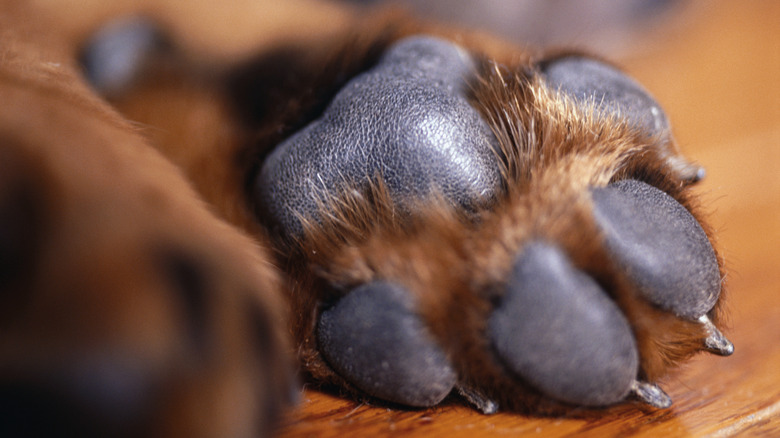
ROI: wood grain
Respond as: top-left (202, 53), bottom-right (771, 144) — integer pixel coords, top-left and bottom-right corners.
top-left (276, 1), bottom-right (780, 436)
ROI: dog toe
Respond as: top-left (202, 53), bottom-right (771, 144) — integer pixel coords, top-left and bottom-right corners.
top-left (591, 179), bottom-right (721, 319)
top-left (488, 242), bottom-right (638, 406)
top-left (318, 281), bottom-right (456, 407)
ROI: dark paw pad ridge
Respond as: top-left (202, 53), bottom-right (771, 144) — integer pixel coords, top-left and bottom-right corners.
top-left (317, 281), bottom-right (456, 407)
top-left (591, 179), bottom-right (720, 319)
top-left (488, 242), bottom-right (638, 406)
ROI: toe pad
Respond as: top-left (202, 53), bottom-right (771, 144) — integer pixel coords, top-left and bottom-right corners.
top-left (489, 242), bottom-right (638, 406)
top-left (317, 281), bottom-right (456, 406)
top-left (591, 179), bottom-right (720, 319)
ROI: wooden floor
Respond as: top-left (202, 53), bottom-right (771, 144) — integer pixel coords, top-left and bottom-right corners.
top-left (276, 1), bottom-right (780, 436)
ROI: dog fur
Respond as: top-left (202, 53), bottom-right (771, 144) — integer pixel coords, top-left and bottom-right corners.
top-left (0, 1), bottom-right (728, 436)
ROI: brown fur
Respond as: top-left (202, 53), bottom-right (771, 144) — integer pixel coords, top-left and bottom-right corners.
top-left (0, 0), bottom-right (728, 434)
top-left (1, 3), bottom-right (294, 436)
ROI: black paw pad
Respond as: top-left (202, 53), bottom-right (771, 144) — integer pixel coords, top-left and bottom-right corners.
top-left (80, 17), bottom-right (167, 97)
top-left (541, 56), bottom-right (669, 138)
top-left (317, 281), bottom-right (456, 406)
top-left (488, 242), bottom-right (638, 406)
top-left (591, 179), bottom-right (720, 319)
top-left (257, 36), bottom-right (500, 235)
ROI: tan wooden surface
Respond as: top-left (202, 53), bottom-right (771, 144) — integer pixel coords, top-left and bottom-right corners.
top-left (276, 1), bottom-right (780, 436)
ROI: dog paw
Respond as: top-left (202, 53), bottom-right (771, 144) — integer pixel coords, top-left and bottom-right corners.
top-left (0, 68), bottom-right (294, 436)
top-left (255, 35), bottom-right (731, 412)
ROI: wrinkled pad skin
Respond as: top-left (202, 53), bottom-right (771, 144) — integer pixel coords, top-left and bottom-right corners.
top-left (542, 56), bottom-right (669, 137)
top-left (591, 179), bottom-right (721, 319)
top-left (488, 242), bottom-right (638, 406)
top-left (317, 281), bottom-right (456, 407)
top-left (257, 36), bottom-right (501, 235)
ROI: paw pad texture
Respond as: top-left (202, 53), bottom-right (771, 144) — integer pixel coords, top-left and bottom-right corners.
top-left (488, 242), bottom-right (638, 406)
top-left (317, 281), bottom-right (456, 407)
top-left (257, 36), bottom-right (500, 234)
top-left (591, 180), bottom-right (720, 319)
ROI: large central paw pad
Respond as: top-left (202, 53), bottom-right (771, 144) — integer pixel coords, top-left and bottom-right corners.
top-left (256, 36), bottom-right (731, 412)
top-left (257, 37), bottom-right (501, 234)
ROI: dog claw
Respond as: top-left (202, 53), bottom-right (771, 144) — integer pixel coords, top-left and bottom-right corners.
top-left (456, 384), bottom-right (499, 415)
top-left (699, 315), bottom-right (734, 356)
top-left (630, 381), bottom-right (672, 409)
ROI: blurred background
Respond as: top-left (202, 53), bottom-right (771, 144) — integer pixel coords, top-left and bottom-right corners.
top-left (344, 0), bottom-right (688, 56)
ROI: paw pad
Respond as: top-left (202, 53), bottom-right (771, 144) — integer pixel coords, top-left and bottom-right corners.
top-left (80, 17), bottom-right (167, 97)
top-left (541, 56), bottom-right (669, 138)
top-left (488, 242), bottom-right (638, 406)
top-left (317, 281), bottom-right (456, 406)
top-left (591, 179), bottom-right (721, 319)
top-left (257, 36), bottom-right (501, 235)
